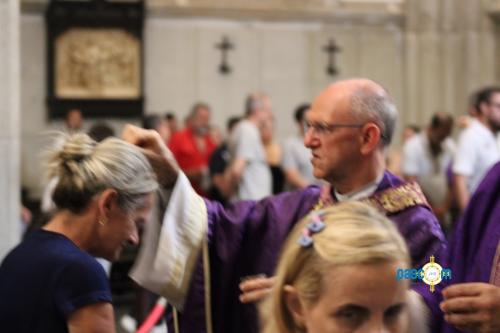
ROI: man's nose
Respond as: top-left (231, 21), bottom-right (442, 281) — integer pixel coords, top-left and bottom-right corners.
top-left (304, 129), bottom-right (318, 148)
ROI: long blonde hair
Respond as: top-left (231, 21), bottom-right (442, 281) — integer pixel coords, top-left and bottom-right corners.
top-left (262, 201), bottom-right (410, 333)
top-left (44, 133), bottom-right (158, 213)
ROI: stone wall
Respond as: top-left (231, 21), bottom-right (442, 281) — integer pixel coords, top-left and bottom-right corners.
top-left (0, 0), bottom-right (21, 259)
top-left (20, 4), bottom-right (405, 198)
top-left (405, 0), bottom-right (498, 125)
top-left (17, 0), bottom-right (500, 198)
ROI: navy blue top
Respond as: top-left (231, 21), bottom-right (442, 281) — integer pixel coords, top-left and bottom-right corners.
top-left (0, 229), bottom-right (112, 333)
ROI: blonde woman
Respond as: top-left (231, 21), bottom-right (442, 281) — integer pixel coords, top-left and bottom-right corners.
top-left (262, 201), bottom-right (428, 333)
top-left (0, 133), bottom-right (158, 333)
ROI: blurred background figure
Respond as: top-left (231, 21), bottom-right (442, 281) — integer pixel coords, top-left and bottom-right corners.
top-left (455, 92), bottom-right (478, 131)
top-left (466, 90), bottom-right (479, 118)
top-left (143, 114), bottom-right (171, 144)
top-left (387, 124), bottom-right (421, 177)
top-left (210, 125), bottom-right (223, 147)
top-left (87, 122), bottom-right (115, 143)
top-left (226, 92), bottom-right (273, 200)
top-left (208, 116), bottom-right (241, 206)
top-left (282, 103), bottom-right (319, 189)
top-left (453, 87), bottom-right (500, 214)
top-left (402, 124), bottom-right (420, 143)
top-left (164, 112), bottom-right (178, 138)
top-left (64, 108), bottom-right (84, 134)
top-left (19, 203), bottom-right (32, 237)
top-left (402, 112), bottom-right (455, 226)
top-left (168, 102), bottom-right (216, 195)
top-left (260, 113), bottom-right (284, 194)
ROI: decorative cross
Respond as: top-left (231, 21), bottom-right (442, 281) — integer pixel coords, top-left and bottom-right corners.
top-left (215, 36), bottom-right (234, 74)
top-left (323, 38), bottom-right (341, 76)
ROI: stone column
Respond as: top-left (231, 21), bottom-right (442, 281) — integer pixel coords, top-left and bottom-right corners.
top-left (404, 0), bottom-right (496, 126)
top-left (0, 0), bottom-right (21, 259)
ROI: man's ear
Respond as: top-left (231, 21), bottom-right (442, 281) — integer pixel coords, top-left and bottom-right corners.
top-left (360, 123), bottom-right (381, 155)
top-left (97, 189), bottom-right (119, 218)
top-left (283, 285), bottom-right (306, 329)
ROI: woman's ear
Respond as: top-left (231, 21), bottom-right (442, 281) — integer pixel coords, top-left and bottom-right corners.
top-left (283, 285), bottom-right (306, 329)
top-left (360, 122), bottom-right (382, 155)
top-left (97, 189), bottom-right (118, 218)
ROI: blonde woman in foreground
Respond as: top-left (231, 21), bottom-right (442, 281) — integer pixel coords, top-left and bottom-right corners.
top-left (261, 201), bottom-right (429, 333)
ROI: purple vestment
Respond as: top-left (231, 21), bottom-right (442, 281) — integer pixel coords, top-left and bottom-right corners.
top-left (437, 161), bottom-right (500, 333)
top-left (171, 171), bottom-right (447, 333)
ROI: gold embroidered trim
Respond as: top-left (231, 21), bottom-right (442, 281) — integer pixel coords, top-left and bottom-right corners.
top-left (203, 231), bottom-right (214, 333)
top-left (313, 181), bottom-right (430, 215)
top-left (366, 182), bottom-right (430, 215)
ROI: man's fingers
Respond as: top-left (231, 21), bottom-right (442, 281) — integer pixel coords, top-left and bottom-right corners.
top-left (122, 124), bottom-right (179, 187)
top-left (442, 283), bottom-right (485, 299)
top-left (444, 311), bottom-right (482, 328)
top-left (238, 276), bottom-right (275, 304)
top-left (440, 296), bottom-right (480, 314)
top-left (122, 124), bottom-right (144, 145)
top-left (122, 124), bottom-right (163, 154)
top-left (239, 277), bottom-right (275, 293)
top-left (239, 288), bottom-right (272, 304)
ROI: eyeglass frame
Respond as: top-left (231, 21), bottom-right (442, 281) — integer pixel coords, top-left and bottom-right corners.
top-left (303, 121), bottom-right (364, 136)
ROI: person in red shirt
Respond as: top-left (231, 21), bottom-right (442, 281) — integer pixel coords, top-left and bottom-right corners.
top-left (168, 103), bottom-right (216, 195)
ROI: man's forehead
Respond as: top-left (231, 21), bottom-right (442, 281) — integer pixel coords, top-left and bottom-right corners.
top-left (308, 91), bottom-right (350, 120)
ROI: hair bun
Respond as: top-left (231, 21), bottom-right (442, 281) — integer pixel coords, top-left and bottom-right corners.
top-left (58, 133), bottom-right (96, 163)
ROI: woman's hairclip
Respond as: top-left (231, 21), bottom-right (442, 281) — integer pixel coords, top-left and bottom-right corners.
top-left (297, 212), bottom-right (326, 248)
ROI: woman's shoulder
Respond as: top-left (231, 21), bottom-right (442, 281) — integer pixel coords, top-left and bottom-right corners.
top-left (17, 229), bottom-right (103, 275)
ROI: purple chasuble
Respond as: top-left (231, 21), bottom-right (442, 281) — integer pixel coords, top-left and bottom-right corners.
top-left (171, 171), bottom-right (447, 333)
top-left (437, 162), bottom-right (500, 333)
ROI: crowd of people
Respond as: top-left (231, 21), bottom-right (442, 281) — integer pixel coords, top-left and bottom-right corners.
top-left (388, 86), bottom-right (500, 233)
top-left (1, 78), bottom-right (500, 333)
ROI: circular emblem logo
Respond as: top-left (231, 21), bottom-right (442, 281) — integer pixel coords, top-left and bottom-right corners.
top-left (421, 256), bottom-right (442, 292)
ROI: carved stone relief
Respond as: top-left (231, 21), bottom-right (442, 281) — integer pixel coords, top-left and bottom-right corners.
top-left (55, 28), bottom-right (140, 99)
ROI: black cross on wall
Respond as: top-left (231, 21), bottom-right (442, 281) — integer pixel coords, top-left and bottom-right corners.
top-left (323, 39), bottom-right (341, 76)
top-left (215, 36), bottom-right (234, 74)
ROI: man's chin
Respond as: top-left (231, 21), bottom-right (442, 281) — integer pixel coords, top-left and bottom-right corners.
top-left (312, 169), bottom-right (324, 179)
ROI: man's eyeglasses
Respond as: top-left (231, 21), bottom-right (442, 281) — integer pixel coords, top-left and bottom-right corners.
top-left (303, 121), bottom-right (363, 136)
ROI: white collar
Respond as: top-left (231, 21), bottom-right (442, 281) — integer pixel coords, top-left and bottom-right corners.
top-left (334, 173), bottom-right (384, 202)
top-left (471, 118), bottom-right (496, 139)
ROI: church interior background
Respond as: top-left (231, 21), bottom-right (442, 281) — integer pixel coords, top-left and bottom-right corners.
top-left (1, 0), bottom-right (500, 329)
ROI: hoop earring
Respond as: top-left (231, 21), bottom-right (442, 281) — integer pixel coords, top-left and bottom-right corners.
top-left (98, 217), bottom-right (108, 226)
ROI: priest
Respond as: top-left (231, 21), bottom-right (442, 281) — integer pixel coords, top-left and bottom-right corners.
top-left (439, 161), bottom-right (500, 333)
top-left (124, 78), bottom-right (447, 333)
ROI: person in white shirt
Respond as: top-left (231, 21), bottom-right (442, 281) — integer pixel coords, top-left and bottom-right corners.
top-left (282, 104), bottom-right (320, 189)
top-left (453, 87), bottom-right (500, 213)
top-left (402, 112), bottom-right (455, 222)
top-left (226, 93), bottom-right (273, 200)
